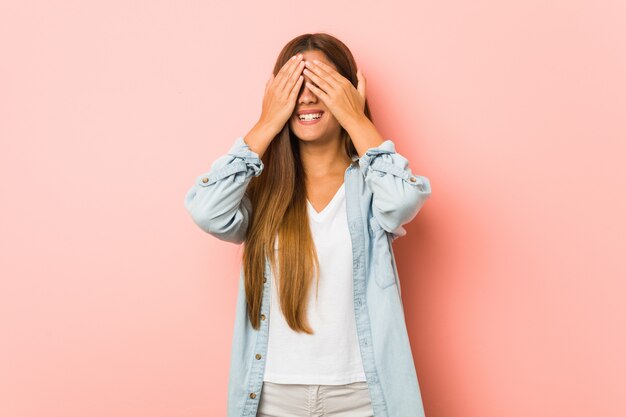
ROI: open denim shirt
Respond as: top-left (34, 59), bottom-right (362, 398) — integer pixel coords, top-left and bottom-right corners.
top-left (184, 136), bottom-right (432, 416)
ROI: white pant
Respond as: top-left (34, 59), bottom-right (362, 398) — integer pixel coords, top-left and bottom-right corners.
top-left (256, 380), bottom-right (374, 417)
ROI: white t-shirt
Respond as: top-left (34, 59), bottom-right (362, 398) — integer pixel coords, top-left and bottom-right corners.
top-left (262, 183), bottom-right (367, 385)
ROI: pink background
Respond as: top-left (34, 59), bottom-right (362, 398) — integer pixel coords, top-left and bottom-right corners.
top-left (1, 1), bottom-right (625, 416)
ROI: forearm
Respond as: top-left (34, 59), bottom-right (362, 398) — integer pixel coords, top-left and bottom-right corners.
top-left (343, 115), bottom-right (385, 158)
top-left (244, 120), bottom-right (279, 159)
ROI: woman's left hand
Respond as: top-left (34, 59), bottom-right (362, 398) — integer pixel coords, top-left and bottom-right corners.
top-left (302, 60), bottom-right (367, 130)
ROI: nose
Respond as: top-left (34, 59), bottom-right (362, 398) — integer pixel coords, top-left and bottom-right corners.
top-left (298, 73), bottom-right (318, 104)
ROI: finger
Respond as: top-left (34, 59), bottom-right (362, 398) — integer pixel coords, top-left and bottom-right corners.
top-left (289, 75), bottom-right (304, 101)
top-left (356, 69), bottom-right (366, 100)
top-left (303, 67), bottom-right (333, 95)
top-left (305, 80), bottom-right (329, 104)
top-left (265, 72), bottom-right (274, 92)
top-left (280, 54), bottom-right (300, 74)
top-left (303, 62), bottom-right (337, 91)
top-left (287, 59), bottom-right (305, 89)
top-left (279, 57), bottom-right (303, 93)
top-left (273, 55), bottom-right (297, 91)
top-left (278, 54), bottom-right (303, 91)
top-left (309, 59), bottom-right (344, 85)
top-left (275, 55), bottom-right (297, 85)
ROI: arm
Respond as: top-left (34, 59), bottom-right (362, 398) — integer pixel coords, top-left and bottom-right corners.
top-left (183, 136), bottom-right (264, 244)
top-left (297, 58), bottom-right (431, 238)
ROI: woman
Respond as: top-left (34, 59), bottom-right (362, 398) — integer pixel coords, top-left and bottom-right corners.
top-left (184, 33), bottom-right (432, 417)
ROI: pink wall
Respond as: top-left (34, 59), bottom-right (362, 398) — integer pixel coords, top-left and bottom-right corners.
top-left (1, 1), bottom-right (624, 416)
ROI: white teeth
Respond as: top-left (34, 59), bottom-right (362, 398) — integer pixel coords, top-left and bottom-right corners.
top-left (298, 112), bottom-right (323, 121)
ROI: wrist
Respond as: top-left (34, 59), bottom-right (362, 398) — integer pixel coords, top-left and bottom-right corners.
top-left (244, 121), bottom-right (278, 159)
top-left (256, 118), bottom-right (281, 138)
top-left (344, 114), bottom-right (370, 136)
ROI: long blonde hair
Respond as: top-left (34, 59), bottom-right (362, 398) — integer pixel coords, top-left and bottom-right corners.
top-left (243, 33), bottom-right (374, 333)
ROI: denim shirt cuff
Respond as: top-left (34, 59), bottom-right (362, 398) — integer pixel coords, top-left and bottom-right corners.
top-left (358, 139), bottom-right (396, 173)
top-left (195, 136), bottom-right (264, 187)
top-left (358, 139), bottom-right (429, 192)
top-left (227, 136), bottom-right (264, 174)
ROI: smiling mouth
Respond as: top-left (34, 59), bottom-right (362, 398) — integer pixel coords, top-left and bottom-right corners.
top-left (295, 111), bottom-right (325, 125)
top-left (297, 112), bottom-right (324, 121)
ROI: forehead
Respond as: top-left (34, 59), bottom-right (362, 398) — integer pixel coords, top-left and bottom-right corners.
top-left (299, 50), bottom-right (337, 70)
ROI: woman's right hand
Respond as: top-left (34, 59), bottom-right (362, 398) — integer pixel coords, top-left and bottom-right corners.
top-left (258, 54), bottom-right (305, 135)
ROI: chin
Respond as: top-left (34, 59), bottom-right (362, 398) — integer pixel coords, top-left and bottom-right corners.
top-left (292, 130), bottom-right (327, 142)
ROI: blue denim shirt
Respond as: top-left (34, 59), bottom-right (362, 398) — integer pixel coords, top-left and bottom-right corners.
top-left (184, 136), bottom-right (432, 416)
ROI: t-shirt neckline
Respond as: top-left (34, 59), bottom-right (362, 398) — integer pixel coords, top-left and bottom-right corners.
top-left (306, 183), bottom-right (345, 221)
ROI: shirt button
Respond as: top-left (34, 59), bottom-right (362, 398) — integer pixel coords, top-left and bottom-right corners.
top-left (261, 314), bottom-right (266, 321)
top-left (409, 176), bottom-right (416, 182)
top-left (255, 354), bottom-right (262, 360)
top-left (263, 277), bottom-right (267, 283)
top-left (201, 177), bottom-right (209, 183)
top-left (249, 392), bottom-right (256, 399)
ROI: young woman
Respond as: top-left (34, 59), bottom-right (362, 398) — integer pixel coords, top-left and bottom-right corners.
top-left (184, 33), bottom-right (432, 417)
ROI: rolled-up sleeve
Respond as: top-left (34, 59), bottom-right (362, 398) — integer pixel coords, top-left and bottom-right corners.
top-left (183, 136), bottom-right (264, 244)
top-left (358, 139), bottom-right (431, 240)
